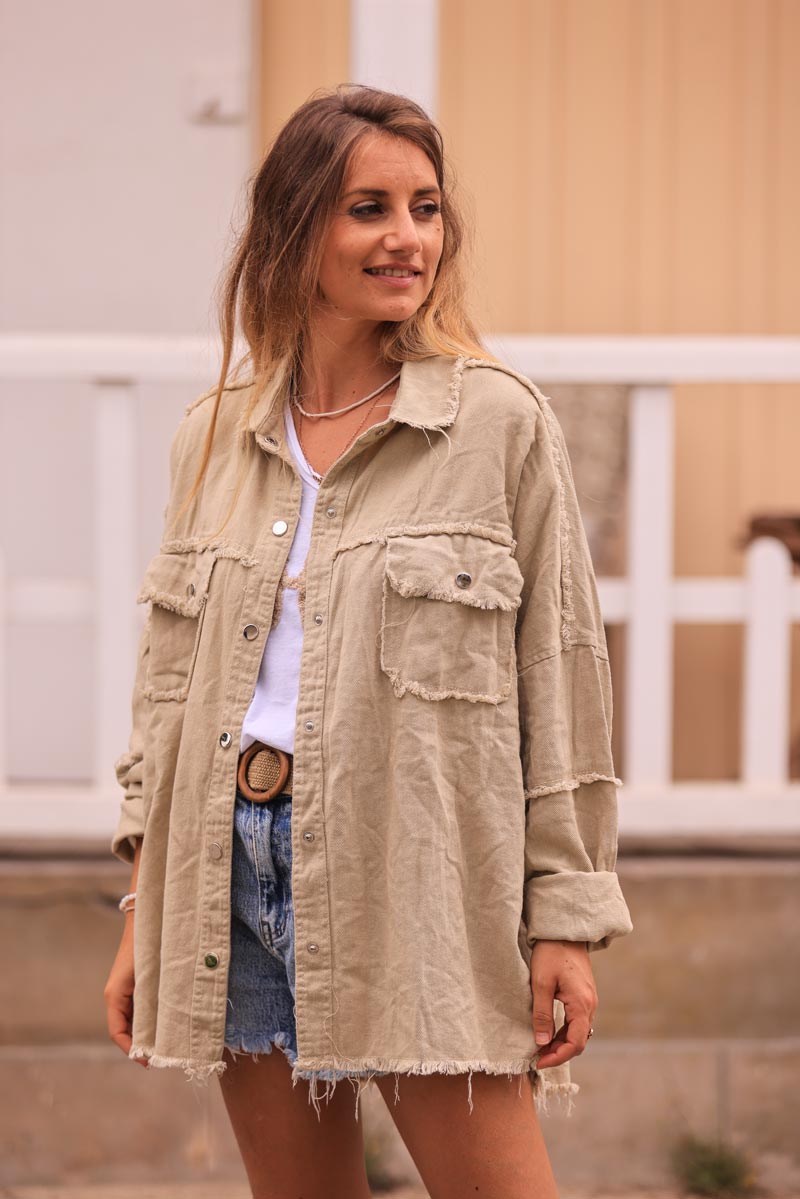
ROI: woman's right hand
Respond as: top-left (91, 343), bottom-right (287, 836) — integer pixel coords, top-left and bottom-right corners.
top-left (104, 837), bottom-right (148, 1067)
top-left (104, 916), bottom-right (148, 1067)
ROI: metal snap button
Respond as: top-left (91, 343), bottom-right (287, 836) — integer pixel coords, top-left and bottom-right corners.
top-left (455, 572), bottom-right (473, 589)
top-left (325, 507), bottom-right (336, 518)
top-left (313, 613), bottom-right (323, 624)
top-left (219, 732), bottom-right (232, 748)
top-left (304, 720), bottom-right (314, 731)
top-left (303, 830), bottom-right (315, 842)
top-left (208, 842), bottom-right (223, 860)
top-left (272, 519), bottom-right (288, 535)
top-left (204, 953), bottom-right (219, 969)
top-left (307, 943), bottom-right (319, 954)
top-left (243, 624), bottom-right (259, 639)
top-left (186, 582), bottom-right (196, 597)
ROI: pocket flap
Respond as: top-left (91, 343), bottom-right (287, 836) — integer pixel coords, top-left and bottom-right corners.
top-left (136, 550), bottom-right (217, 618)
top-left (385, 533), bottom-right (523, 611)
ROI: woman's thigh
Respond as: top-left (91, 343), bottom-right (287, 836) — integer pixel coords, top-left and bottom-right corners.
top-left (374, 1070), bottom-right (560, 1199)
top-left (218, 1047), bottom-right (372, 1199)
top-left (220, 791), bottom-right (373, 1198)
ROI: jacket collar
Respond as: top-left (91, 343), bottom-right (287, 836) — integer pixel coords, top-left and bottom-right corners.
top-left (238, 353), bottom-right (463, 447)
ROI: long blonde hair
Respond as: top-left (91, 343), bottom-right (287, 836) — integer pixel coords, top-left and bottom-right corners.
top-left (176, 83), bottom-right (499, 532)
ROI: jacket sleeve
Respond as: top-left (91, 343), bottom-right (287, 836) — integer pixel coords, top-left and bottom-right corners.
top-left (110, 406), bottom-right (191, 865)
top-left (512, 388), bottom-right (633, 952)
top-left (111, 610), bottom-right (152, 864)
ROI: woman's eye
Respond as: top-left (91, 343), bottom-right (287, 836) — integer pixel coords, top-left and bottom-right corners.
top-left (350, 202), bottom-right (441, 218)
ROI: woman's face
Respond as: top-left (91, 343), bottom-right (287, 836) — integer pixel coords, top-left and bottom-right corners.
top-left (315, 132), bottom-right (445, 326)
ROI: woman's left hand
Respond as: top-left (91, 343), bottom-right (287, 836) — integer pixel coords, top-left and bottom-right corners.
top-left (529, 938), bottom-right (597, 1069)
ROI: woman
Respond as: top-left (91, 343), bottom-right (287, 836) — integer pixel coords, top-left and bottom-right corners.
top-left (104, 84), bottom-right (633, 1199)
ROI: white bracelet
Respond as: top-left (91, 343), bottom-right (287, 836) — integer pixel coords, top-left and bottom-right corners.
top-left (119, 891), bottom-right (137, 913)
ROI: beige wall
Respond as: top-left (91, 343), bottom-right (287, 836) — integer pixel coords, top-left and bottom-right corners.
top-left (258, 0), bottom-right (350, 149)
top-left (258, 0), bottom-right (800, 781)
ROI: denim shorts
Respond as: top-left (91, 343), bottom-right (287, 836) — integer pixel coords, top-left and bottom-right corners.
top-left (224, 785), bottom-right (389, 1100)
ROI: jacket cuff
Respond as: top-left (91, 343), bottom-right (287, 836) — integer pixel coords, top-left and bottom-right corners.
top-left (523, 870), bottom-right (633, 950)
top-left (111, 750), bottom-right (145, 864)
top-left (111, 796), bottom-right (145, 864)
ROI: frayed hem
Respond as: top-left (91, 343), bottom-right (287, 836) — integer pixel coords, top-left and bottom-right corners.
top-left (128, 1045), bottom-right (227, 1084)
top-left (524, 772), bottom-right (623, 799)
top-left (289, 1056), bottom-right (578, 1123)
top-left (531, 1071), bottom-right (581, 1118)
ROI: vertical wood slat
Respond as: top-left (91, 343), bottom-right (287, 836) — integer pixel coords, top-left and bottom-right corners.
top-left (92, 383), bottom-right (139, 794)
top-left (742, 536), bottom-right (793, 784)
top-left (625, 384), bottom-right (674, 786)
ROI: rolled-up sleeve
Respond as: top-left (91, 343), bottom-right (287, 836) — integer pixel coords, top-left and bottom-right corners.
top-left (512, 391), bottom-right (633, 952)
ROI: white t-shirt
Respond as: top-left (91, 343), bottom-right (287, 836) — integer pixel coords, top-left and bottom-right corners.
top-left (239, 402), bottom-right (320, 755)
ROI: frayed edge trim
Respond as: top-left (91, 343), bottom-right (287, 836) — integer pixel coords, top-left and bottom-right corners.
top-left (524, 773), bottom-right (624, 798)
top-left (128, 1045), bottom-right (227, 1084)
top-left (539, 400), bottom-right (577, 649)
top-left (392, 354), bottom-right (463, 442)
top-left (289, 1056), bottom-right (580, 1122)
top-left (160, 536), bottom-right (258, 566)
top-left (531, 1073), bottom-right (581, 1118)
top-left (336, 521), bottom-right (518, 559)
top-left (383, 668), bottom-right (513, 705)
top-left (141, 682), bottom-right (188, 703)
top-left (385, 569), bottom-right (522, 612)
top-left (136, 587), bottom-right (207, 618)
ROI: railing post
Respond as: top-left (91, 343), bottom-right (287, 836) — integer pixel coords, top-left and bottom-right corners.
top-left (350, 0), bottom-right (439, 117)
top-left (0, 548), bottom-right (5, 790)
top-left (742, 536), bottom-right (793, 785)
top-left (625, 384), bottom-right (675, 786)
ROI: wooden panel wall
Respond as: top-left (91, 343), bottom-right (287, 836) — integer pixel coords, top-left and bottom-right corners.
top-left (437, 0), bottom-right (800, 781)
top-left (256, 0), bottom-right (800, 781)
top-left (257, 0), bottom-right (350, 150)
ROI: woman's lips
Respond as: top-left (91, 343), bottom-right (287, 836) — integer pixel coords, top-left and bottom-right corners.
top-left (363, 270), bottom-right (420, 289)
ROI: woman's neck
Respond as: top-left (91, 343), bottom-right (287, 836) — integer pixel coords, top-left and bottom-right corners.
top-left (297, 319), bottom-right (396, 415)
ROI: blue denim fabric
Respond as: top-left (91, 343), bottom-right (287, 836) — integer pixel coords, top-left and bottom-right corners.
top-left (225, 786), bottom-right (388, 1085)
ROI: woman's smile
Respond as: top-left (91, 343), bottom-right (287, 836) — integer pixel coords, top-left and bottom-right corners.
top-left (363, 267), bottom-right (421, 288)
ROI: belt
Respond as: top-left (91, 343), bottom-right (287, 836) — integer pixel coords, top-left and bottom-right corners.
top-left (237, 740), bottom-right (293, 802)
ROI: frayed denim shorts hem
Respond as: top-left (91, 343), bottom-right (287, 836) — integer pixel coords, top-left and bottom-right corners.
top-left (224, 786), bottom-right (388, 1113)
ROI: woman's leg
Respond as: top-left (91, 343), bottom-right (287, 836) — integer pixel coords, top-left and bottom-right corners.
top-left (218, 1046), bottom-right (373, 1199)
top-left (374, 1070), bottom-right (560, 1199)
top-left (219, 791), bottom-right (372, 1196)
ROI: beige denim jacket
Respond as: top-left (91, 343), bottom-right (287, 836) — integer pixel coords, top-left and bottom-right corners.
top-left (112, 352), bottom-right (633, 1117)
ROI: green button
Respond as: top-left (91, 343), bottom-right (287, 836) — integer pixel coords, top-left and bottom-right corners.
top-left (204, 953), bottom-right (219, 969)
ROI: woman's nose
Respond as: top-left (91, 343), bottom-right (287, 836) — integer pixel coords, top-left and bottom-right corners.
top-left (383, 211), bottom-right (422, 253)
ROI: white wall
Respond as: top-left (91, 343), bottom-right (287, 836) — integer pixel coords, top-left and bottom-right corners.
top-left (0, 0), bottom-right (256, 335)
top-left (0, 1), bottom-right (256, 793)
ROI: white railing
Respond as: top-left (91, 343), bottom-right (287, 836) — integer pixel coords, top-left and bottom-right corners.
top-left (490, 334), bottom-right (800, 837)
top-left (1, 332), bottom-right (799, 842)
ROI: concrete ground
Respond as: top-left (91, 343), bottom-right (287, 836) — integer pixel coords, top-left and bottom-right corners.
top-left (0, 1190), bottom-right (726, 1199)
top-left (0, 1187), bottom-right (726, 1198)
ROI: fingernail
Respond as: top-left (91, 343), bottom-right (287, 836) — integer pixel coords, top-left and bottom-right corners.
top-left (535, 1032), bottom-right (550, 1044)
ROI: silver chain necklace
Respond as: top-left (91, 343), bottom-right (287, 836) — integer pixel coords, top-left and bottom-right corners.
top-left (290, 369), bottom-right (401, 419)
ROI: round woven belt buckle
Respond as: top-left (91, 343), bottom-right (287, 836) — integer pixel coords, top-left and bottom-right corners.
top-left (237, 741), bottom-right (290, 802)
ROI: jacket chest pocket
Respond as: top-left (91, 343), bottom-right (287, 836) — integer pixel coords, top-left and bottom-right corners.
top-left (136, 549), bottom-right (218, 702)
top-left (379, 532), bottom-right (524, 703)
